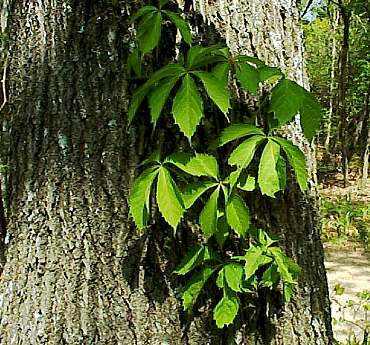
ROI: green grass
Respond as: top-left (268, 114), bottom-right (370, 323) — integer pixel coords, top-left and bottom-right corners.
top-left (320, 197), bottom-right (370, 249)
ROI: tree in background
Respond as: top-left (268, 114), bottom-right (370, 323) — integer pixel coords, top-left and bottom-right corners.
top-left (304, 0), bottom-right (369, 187)
top-left (0, 0), bottom-right (332, 344)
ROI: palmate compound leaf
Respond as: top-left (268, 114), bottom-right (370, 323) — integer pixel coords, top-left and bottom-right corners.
top-left (192, 71), bottom-right (231, 116)
top-left (181, 181), bottom-right (218, 209)
top-left (182, 266), bottom-right (217, 311)
top-left (200, 186), bottom-right (220, 238)
top-left (224, 263), bottom-right (244, 292)
top-left (129, 166), bottom-right (159, 230)
top-left (156, 166), bottom-right (185, 230)
top-left (269, 79), bottom-right (322, 139)
top-left (128, 64), bottom-right (185, 124)
top-left (147, 76), bottom-right (178, 126)
top-left (225, 193), bottom-right (250, 237)
top-left (214, 123), bottom-right (265, 148)
top-left (137, 11), bottom-right (163, 54)
top-left (213, 289), bottom-right (240, 328)
top-left (163, 10), bottom-right (192, 45)
top-left (228, 135), bottom-right (266, 168)
top-left (272, 137), bottom-right (308, 193)
top-left (258, 139), bottom-right (281, 197)
top-left (172, 74), bottom-right (204, 140)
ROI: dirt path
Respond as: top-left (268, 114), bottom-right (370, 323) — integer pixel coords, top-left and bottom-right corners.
top-left (325, 245), bottom-right (370, 343)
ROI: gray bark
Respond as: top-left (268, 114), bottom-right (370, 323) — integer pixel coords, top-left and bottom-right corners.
top-left (0, 0), bottom-right (333, 344)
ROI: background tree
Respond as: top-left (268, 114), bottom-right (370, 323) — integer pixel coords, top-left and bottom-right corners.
top-left (0, 0), bottom-right (332, 344)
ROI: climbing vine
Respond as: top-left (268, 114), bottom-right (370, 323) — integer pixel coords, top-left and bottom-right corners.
top-left (127, 1), bottom-right (322, 329)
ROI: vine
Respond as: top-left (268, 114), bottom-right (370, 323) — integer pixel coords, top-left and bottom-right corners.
top-left (127, 1), bottom-right (322, 329)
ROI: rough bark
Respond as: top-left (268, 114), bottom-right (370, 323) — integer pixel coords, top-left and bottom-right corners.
top-left (0, 0), bottom-right (333, 344)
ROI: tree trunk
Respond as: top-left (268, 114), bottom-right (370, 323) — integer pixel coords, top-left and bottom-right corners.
top-left (337, 3), bottom-right (351, 186)
top-left (0, 1), bottom-right (333, 344)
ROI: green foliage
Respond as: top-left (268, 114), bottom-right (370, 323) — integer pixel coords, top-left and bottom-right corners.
top-left (127, 2), bottom-right (323, 329)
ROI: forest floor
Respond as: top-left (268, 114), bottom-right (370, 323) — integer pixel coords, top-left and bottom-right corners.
top-left (319, 165), bottom-right (370, 344)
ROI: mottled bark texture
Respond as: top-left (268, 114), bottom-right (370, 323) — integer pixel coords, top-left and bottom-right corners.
top-left (0, 0), bottom-right (333, 344)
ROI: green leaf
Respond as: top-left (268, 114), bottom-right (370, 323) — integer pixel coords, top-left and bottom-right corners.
top-left (159, 0), bottom-right (170, 8)
top-left (212, 62), bottom-right (230, 87)
top-left (175, 245), bottom-right (204, 275)
top-left (137, 11), bottom-right (162, 54)
top-left (269, 79), bottom-right (303, 126)
top-left (272, 137), bottom-right (308, 192)
top-left (129, 166), bottom-right (159, 230)
top-left (276, 155), bottom-right (287, 191)
top-left (200, 187), bottom-right (220, 238)
top-left (258, 139), bottom-right (281, 197)
top-left (186, 44), bottom-right (226, 69)
top-left (224, 263), bottom-right (244, 292)
top-left (261, 264), bottom-right (280, 288)
top-left (128, 64), bottom-right (185, 124)
top-left (300, 92), bottom-right (322, 140)
top-left (228, 168), bottom-right (243, 191)
top-left (193, 71), bottom-right (230, 115)
top-left (214, 123), bottom-right (265, 148)
top-left (172, 74), bottom-right (204, 140)
top-left (226, 193), bottom-right (250, 237)
top-left (140, 150), bottom-right (161, 167)
top-left (258, 66), bottom-right (283, 82)
top-left (184, 153), bottom-right (219, 179)
top-left (127, 48), bottom-right (143, 77)
top-left (228, 135), bottom-right (265, 168)
top-left (235, 62), bottom-right (260, 95)
top-left (267, 247), bottom-right (294, 284)
top-left (182, 181), bottom-right (217, 209)
top-left (243, 246), bottom-right (273, 279)
top-left (156, 167), bottom-right (184, 230)
top-left (182, 266), bottom-right (216, 311)
top-left (131, 5), bottom-right (158, 22)
top-left (216, 268), bottom-right (225, 289)
top-left (148, 77), bottom-right (178, 125)
top-left (237, 175), bottom-right (256, 192)
top-left (283, 284), bottom-right (294, 303)
top-left (127, 83), bottom-right (152, 125)
top-left (215, 215), bottom-right (229, 247)
top-left (163, 10), bottom-right (192, 45)
top-left (213, 290), bottom-right (240, 328)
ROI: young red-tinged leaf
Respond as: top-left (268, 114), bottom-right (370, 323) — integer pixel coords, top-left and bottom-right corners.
top-left (156, 167), bottom-right (184, 230)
